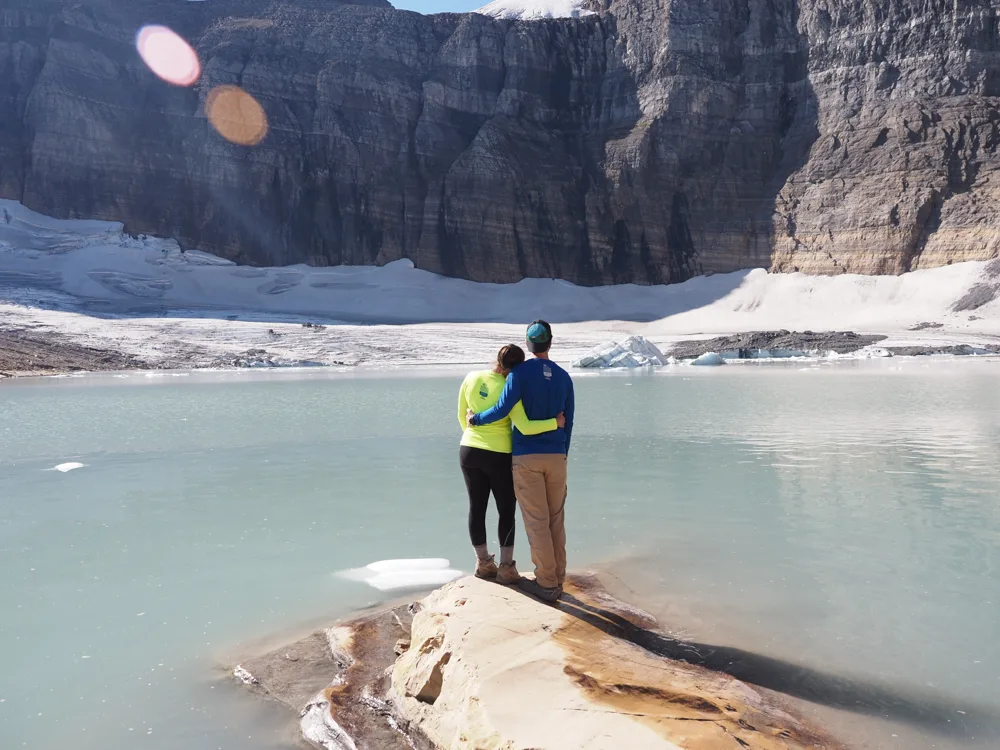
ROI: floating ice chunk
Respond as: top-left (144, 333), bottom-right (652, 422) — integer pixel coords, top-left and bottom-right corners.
top-left (52, 462), bottom-right (86, 472)
top-left (232, 665), bottom-right (258, 685)
top-left (366, 569), bottom-right (463, 591)
top-left (336, 558), bottom-right (462, 591)
top-left (691, 352), bottom-right (725, 366)
top-left (573, 335), bottom-right (666, 368)
top-left (366, 558), bottom-right (450, 573)
top-left (865, 347), bottom-right (894, 358)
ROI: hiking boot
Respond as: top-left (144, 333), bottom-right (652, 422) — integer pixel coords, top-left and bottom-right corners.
top-left (496, 561), bottom-right (521, 585)
top-left (475, 554), bottom-right (498, 580)
top-left (517, 577), bottom-right (562, 602)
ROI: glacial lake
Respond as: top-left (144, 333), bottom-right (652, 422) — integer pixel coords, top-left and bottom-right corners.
top-left (1, 360), bottom-right (999, 749)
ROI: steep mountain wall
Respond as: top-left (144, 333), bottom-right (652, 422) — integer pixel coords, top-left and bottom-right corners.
top-left (0, 0), bottom-right (998, 285)
top-left (773, 0), bottom-right (1000, 274)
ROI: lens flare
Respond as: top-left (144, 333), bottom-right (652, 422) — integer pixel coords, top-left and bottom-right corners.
top-left (136, 25), bottom-right (201, 87)
top-left (205, 85), bottom-right (269, 146)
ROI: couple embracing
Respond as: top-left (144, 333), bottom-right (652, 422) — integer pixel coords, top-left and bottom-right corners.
top-left (457, 320), bottom-right (575, 603)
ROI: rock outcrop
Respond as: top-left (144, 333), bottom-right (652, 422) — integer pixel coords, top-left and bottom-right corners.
top-left (234, 575), bottom-right (836, 749)
top-left (391, 576), bottom-right (834, 749)
top-left (1, 0), bottom-right (999, 285)
top-left (233, 602), bottom-right (437, 750)
top-left (770, 0), bottom-right (1000, 275)
top-left (0, 326), bottom-right (151, 377)
top-left (667, 330), bottom-right (889, 359)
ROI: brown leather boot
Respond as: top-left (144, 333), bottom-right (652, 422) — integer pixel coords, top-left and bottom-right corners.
top-left (517, 577), bottom-right (562, 602)
top-left (496, 561), bottom-right (521, 585)
top-left (475, 554), bottom-right (498, 579)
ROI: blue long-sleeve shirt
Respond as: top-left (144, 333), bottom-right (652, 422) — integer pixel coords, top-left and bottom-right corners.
top-left (472, 358), bottom-right (574, 456)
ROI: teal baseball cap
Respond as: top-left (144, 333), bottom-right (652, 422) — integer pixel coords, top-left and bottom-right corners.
top-left (525, 320), bottom-right (552, 353)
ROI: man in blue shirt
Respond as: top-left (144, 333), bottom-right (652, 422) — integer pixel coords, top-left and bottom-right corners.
top-left (468, 320), bottom-right (575, 602)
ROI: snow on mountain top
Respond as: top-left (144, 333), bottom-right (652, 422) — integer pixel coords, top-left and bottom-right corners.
top-left (475, 0), bottom-right (594, 20)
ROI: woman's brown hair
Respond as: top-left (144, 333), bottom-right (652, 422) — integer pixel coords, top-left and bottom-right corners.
top-left (495, 344), bottom-right (526, 374)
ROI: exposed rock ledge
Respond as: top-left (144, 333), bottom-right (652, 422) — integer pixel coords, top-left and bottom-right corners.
top-left (0, 327), bottom-right (152, 378)
top-left (234, 575), bottom-right (837, 749)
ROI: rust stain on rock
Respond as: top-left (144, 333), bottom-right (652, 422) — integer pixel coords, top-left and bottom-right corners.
top-left (554, 578), bottom-right (839, 749)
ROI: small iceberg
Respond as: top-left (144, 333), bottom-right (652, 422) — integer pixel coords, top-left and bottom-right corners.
top-left (51, 462), bottom-right (86, 472)
top-left (691, 352), bottom-right (725, 367)
top-left (864, 347), bottom-right (894, 358)
top-left (232, 665), bottom-right (259, 685)
top-left (572, 335), bottom-right (667, 368)
top-left (336, 558), bottom-right (463, 592)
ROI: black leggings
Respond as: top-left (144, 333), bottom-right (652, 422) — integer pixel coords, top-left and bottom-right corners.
top-left (459, 446), bottom-right (517, 548)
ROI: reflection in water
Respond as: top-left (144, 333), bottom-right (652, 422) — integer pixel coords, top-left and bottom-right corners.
top-left (559, 590), bottom-right (1000, 743)
top-left (586, 364), bottom-right (1000, 748)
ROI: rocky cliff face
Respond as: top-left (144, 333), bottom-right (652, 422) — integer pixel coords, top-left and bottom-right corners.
top-left (772, 0), bottom-right (1000, 275)
top-left (1, 0), bottom-right (998, 285)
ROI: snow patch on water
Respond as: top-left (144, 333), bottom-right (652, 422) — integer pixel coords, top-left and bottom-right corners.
top-left (365, 558), bottom-right (451, 572)
top-left (336, 558), bottom-right (463, 591)
top-left (829, 347), bottom-right (894, 359)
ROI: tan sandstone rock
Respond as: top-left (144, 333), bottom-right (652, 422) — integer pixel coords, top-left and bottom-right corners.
top-left (392, 576), bottom-right (835, 750)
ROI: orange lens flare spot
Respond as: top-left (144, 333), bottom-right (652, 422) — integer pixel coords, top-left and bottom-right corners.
top-left (205, 85), bottom-right (269, 146)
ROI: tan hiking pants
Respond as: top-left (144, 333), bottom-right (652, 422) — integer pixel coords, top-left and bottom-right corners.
top-left (512, 454), bottom-right (567, 589)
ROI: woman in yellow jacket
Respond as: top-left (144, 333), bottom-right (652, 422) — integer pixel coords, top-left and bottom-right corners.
top-left (458, 344), bottom-right (565, 584)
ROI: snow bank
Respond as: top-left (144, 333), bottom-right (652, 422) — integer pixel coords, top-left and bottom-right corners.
top-left (572, 335), bottom-right (667, 368)
top-left (1, 199), bottom-right (999, 371)
top-left (643, 265), bottom-right (1000, 336)
top-left (0, 199), bottom-right (703, 325)
top-left (475, 0), bottom-right (594, 20)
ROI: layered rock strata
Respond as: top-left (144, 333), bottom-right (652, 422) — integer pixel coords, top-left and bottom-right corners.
top-left (2, 0), bottom-right (999, 284)
top-left (234, 575), bottom-right (836, 749)
top-left (392, 575), bottom-right (835, 749)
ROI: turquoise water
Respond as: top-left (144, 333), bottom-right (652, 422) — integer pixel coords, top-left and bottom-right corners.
top-left (1, 362), bottom-right (999, 748)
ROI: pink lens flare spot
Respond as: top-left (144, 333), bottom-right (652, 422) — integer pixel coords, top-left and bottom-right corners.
top-left (136, 25), bottom-right (201, 87)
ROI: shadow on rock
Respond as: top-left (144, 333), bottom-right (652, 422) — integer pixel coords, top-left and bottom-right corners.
top-left (552, 580), bottom-right (999, 741)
